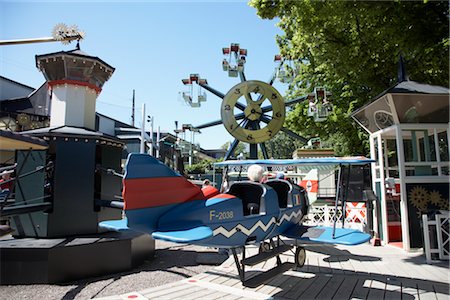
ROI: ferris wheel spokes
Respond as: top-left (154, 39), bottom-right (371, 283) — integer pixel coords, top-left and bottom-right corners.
top-left (197, 80), bottom-right (225, 99)
top-left (178, 42), bottom-right (313, 159)
top-left (252, 122), bottom-right (269, 159)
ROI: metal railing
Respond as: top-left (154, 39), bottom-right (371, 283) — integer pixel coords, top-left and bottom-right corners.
top-left (422, 210), bottom-right (450, 262)
top-left (304, 204), bottom-right (367, 232)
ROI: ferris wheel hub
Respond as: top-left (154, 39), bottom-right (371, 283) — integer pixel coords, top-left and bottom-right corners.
top-left (221, 80), bottom-right (285, 144)
top-left (244, 104), bottom-right (262, 121)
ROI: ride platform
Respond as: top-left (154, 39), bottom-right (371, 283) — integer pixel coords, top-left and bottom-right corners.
top-left (0, 230), bottom-right (155, 284)
top-left (97, 241), bottom-right (449, 300)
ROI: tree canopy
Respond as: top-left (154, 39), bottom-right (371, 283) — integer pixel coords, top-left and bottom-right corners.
top-left (249, 0), bottom-right (449, 156)
top-left (221, 141), bottom-right (248, 157)
top-left (263, 132), bottom-right (304, 159)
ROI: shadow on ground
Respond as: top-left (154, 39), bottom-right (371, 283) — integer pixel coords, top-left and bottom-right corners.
top-left (59, 243), bottom-right (228, 300)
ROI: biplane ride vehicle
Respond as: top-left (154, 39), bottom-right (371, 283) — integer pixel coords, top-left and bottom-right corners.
top-left (102, 153), bottom-right (374, 287)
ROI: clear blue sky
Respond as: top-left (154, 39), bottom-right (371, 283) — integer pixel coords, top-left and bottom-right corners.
top-left (1, 0), bottom-right (288, 150)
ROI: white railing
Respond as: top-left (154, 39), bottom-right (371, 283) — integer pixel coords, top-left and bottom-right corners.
top-left (304, 204), bottom-right (367, 232)
top-left (422, 210), bottom-right (450, 263)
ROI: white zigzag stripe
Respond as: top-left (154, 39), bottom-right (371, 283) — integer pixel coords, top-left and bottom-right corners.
top-left (277, 209), bottom-right (302, 225)
top-left (213, 209), bottom-right (303, 238)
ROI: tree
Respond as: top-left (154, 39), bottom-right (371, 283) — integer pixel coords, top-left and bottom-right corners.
top-left (250, 0), bottom-right (449, 155)
top-left (263, 132), bottom-right (304, 158)
top-left (221, 141), bottom-right (248, 158)
top-left (184, 159), bottom-right (213, 175)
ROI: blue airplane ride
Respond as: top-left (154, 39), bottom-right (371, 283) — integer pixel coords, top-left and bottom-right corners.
top-left (102, 153), bottom-right (374, 286)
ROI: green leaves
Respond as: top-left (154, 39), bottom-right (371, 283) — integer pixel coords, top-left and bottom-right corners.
top-left (184, 160), bottom-right (213, 175)
top-left (250, 0), bottom-right (449, 156)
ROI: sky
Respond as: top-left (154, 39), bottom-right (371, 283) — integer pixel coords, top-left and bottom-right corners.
top-left (0, 0), bottom-right (288, 150)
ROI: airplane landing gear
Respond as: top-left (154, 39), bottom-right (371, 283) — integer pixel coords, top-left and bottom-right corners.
top-left (259, 241), bottom-right (271, 253)
top-left (295, 246), bottom-right (306, 268)
top-left (232, 238), bottom-right (295, 287)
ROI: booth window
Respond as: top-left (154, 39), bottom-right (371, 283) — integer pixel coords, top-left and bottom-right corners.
top-left (403, 128), bottom-right (449, 176)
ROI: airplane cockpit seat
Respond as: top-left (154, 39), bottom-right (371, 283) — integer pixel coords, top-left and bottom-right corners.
top-left (266, 180), bottom-right (292, 209)
top-left (227, 182), bottom-right (265, 216)
top-left (201, 185), bottom-right (220, 199)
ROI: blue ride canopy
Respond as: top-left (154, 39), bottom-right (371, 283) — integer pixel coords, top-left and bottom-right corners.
top-left (214, 156), bottom-right (375, 167)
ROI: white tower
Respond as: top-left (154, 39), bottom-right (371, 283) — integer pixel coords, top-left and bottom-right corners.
top-left (35, 48), bottom-right (115, 130)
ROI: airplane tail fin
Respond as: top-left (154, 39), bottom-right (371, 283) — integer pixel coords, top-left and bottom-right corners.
top-left (123, 153), bottom-right (203, 232)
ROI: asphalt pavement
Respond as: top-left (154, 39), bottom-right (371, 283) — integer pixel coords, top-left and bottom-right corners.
top-left (0, 240), bottom-right (228, 300)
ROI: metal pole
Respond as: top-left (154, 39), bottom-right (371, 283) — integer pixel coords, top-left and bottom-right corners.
top-left (149, 116), bottom-right (154, 156)
top-left (174, 121), bottom-right (178, 172)
top-left (140, 103), bottom-right (145, 153)
top-left (342, 165), bottom-right (351, 228)
top-left (189, 130), bottom-right (193, 166)
top-left (0, 35), bottom-right (82, 46)
top-left (332, 164), bottom-right (342, 239)
top-left (131, 89), bottom-right (135, 127)
top-left (156, 126), bottom-right (160, 159)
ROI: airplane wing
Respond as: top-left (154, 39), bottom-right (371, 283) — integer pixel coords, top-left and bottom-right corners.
top-left (100, 219), bottom-right (213, 243)
top-left (152, 226), bottom-right (213, 243)
top-left (283, 224), bottom-right (371, 245)
top-left (99, 218), bottom-right (129, 231)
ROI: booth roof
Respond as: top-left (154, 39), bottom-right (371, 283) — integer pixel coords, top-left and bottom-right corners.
top-left (20, 125), bottom-right (124, 144)
top-left (214, 157), bottom-right (375, 167)
top-left (352, 80), bottom-right (449, 117)
top-left (0, 130), bottom-right (48, 150)
top-left (383, 80), bottom-right (449, 95)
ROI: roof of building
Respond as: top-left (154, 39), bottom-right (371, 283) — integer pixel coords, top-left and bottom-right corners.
top-left (20, 125), bottom-right (123, 144)
top-left (381, 80), bottom-right (449, 95)
top-left (0, 129), bottom-right (48, 150)
top-left (35, 47), bottom-right (115, 71)
top-left (352, 80), bottom-right (449, 117)
top-left (0, 76), bottom-right (35, 92)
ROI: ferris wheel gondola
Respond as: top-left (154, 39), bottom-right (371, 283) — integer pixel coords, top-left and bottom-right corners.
top-left (307, 87), bottom-right (333, 122)
top-left (180, 74), bottom-right (208, 108)
top-left (274, 54), bottom-right (297, 83)
top-left (222, 43), bottom-right (247, 78)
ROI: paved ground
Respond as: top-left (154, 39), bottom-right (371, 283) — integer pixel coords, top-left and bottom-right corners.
top-left (1, 240), bottom-right (448, 300)
top-left (97, 241), bottom-right (450, 300)
top-left (0, 240), bottom-right (227, 300)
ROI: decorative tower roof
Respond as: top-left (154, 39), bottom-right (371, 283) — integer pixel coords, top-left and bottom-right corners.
top-left (35, 47), bottom-right (114, 94)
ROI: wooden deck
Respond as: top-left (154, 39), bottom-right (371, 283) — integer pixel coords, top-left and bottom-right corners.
top-left (98, 242), bottom-right (449, 300)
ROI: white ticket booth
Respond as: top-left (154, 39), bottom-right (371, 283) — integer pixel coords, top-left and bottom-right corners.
top-left (352, 80), bottom-right (449, 251)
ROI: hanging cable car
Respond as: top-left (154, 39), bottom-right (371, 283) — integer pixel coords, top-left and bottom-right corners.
top-left (222, 43), bottom-right (247, 78)
top-left (197, 79), bottom-right (208, 103)
top-left (274, 54), bottom-right (296, 83)
top-left (307, 92), bottom-right (317, 117)
top-left (307, 87), bottom-right (333, 122)
top-left (180, 74), bottom-right (208, 107)
top-left (181, 78), bottom-right (193, 106)
top-left (222, 59), bottom-right (229, 71)
top-left (228, 65), bottom-right (238, 77)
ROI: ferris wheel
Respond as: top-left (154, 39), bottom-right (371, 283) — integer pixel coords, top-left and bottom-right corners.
top-left (180, 43), bottom-right (333, 160)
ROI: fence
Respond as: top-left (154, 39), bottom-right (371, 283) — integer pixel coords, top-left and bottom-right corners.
top-left (422, 210), bottom-right (450, 262)
top-left (304, 203), bottom-right (367, 232)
